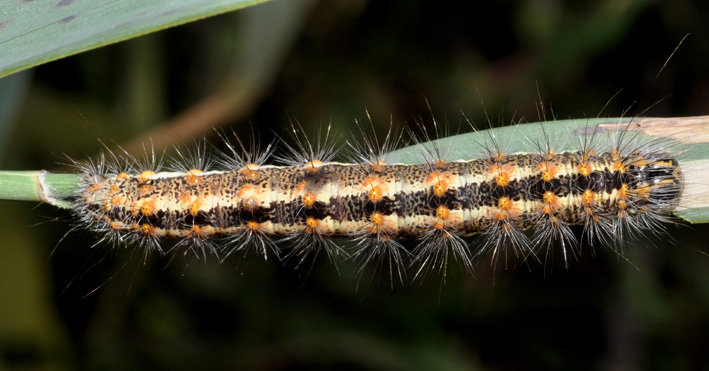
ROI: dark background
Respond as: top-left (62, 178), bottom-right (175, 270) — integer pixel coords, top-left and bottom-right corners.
top-left (1, 0), bottom-right (708, 369)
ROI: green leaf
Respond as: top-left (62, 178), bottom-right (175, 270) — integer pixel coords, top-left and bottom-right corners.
top-left (0, 171), bottom-right (77, 209)
top-left (0, 0), bottom-right (270, 78)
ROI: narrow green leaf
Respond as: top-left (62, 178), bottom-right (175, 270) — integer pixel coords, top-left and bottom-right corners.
top-left (0, 171), bottom-right (77, 209)
top-left (0, 0), bottom-right (270, 78)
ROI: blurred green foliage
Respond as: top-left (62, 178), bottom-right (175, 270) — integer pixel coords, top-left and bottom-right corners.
top-left (0, 0), bottom-right (270, 78)
top-left (1, 0), bottom-right (709, 370)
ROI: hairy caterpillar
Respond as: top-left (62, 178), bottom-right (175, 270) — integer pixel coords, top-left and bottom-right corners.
top-left (64, 116), bottom-right (692, 281)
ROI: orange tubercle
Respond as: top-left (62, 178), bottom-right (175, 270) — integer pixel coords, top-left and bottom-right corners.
top-left (611, 161), bottom-right (626, 173)
top-left (370, 211), bottom-right (384, 225)
top-left (141, 200), bottom-right (156, 216)
top-left (542, 191), bottom-right (560, 214)
top-left (368, 211), bottom-right (386, 234)
top-left (189, 225), bottom-right (207, 238)
top-left (138, 171), bottom-right (156, 183)
top-left (189, 198), bottom-right (202, 216)
top-left (433, 205), bottom-right (451, 229)
top-left (489, 165), bottom-right (512, 187)
top-left (436, 205), bottom-right (450, 219)
top-left (582, 189), bottom-right (595, 206)
top-left (538, 161), bottom-right (558, 182)
top-left (497, 196), bottom-right (513, 211)
top-left (370, 161), bottom-right (387, 172)
top-left (496, 173), bottom-right (510, 187)
top-left (305, 160), bottom-right (323, 173)
top-left (495, 197), bottom-right (512, 221)
top-left (302, 193), bottom-right (317, 207)
top-left (186, 169), bottom-right (204, 185)
top-left (494, 196), bottom-right (519, 221)
top-left (139, 224), bottom-right (156, 236)
top-left (368, 186), bottom-right (383, 202)
top-left (433, 181), bottom-right (448, 196)
top-left (428, 172), bottom-right (451, 197)
top-left (305, 217), bottom-right (319, 234)
top-left (111, 194), bottom-right (123, 206)
top-left (543, 191), bottom-right (557, 204)
top-left (109, 221), bottom-right (123, 232)
top-left (239, 164), bottom-right (260, 179)
top-left (578, 163), bottom-right (592, 177)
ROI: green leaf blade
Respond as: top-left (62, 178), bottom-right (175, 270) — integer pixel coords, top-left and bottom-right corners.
top-left (0, 0), bottom-right (270, 78)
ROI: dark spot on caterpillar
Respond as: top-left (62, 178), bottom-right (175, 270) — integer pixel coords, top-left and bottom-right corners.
top-left (0, 20), bottom-right (7, 30)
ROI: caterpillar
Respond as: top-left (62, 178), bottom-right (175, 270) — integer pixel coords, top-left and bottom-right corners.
top-left (64, 116), bottom-right (693, 281)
